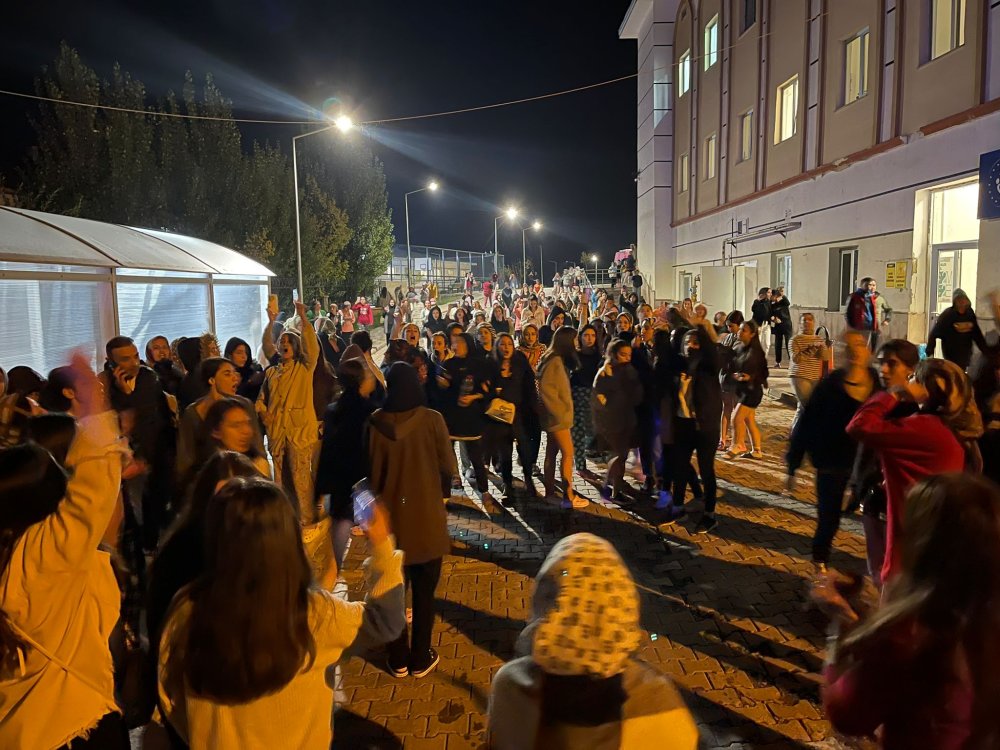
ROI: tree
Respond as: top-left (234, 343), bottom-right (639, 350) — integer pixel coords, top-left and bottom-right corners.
top-left (18, 45), bottom-right (385, 307)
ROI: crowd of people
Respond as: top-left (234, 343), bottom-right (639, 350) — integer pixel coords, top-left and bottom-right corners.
top-left (2, 263), bottom-right (1000, 748)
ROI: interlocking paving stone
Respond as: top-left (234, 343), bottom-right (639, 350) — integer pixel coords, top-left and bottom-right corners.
top-left (334, 395), bottom-right (878, 749)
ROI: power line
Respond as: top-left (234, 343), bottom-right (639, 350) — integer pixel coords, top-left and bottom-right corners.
top-left (0, 72), bottom-right (638, 128)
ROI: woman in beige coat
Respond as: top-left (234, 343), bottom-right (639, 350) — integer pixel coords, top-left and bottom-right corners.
top-left (536, 327), bottom-right (587, 509)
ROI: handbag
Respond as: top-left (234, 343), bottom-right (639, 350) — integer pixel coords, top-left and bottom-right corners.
top-left (485, 397), bottom-right (516, 424)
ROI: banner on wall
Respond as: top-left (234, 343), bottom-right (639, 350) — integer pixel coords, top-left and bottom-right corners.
top-left (980, 148), bottom-right (1000, 220)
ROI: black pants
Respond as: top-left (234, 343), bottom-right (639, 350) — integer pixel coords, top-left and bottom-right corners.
top-left (813, 470), bottom-right (851, 564)
top-left (485, 421), bottom-right (516, 484)
top-left (773, 329), bottom-right (790, 365)
top-left (57, 712), bottom-right (129, 750)
top-left (636, 405), bottom-right (657, 481)
top-left (459, 438), bottom-right (489, 493)
top-left (387, 558), bottom-right (442, 671)
top-left (672, 421), bottom-right (719, 513)
top-left (520, 417), bottom-right (542, 481)
top-left (603, 431), bottom-right (632, 493)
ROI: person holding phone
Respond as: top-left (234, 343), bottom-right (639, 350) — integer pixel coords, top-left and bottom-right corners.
top-left (369, 362), bottom-right (457, 678)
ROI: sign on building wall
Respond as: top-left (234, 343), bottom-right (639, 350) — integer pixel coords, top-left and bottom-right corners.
top-left (980, 148), bottom-right (1000, 221)
top-left (885, 261), bottom-right (908, 290)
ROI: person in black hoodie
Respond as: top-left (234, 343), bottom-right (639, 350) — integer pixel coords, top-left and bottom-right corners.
top-left (176, 337), bottom-right (207, 411)
top-left (751, 287), bottom-right (772, 361)
top-left (316, 358), bottom-right (378, 567)
top-left (769, 288), bottom-right (792, 367)
top-left (538, 308), bottom-right (565, 347)
top-left (631, 319), bottom-right (659, 491)
top-left (570, 325), bottom-right (601, 474)
top-left (787, 330), bottom-right (877, 573)
top-left (145, 335), bottom-right (184, 396)
top-left (486, 333), bottom-right (534, 499)
top-left (438, 332), bottom-right (495, 505)
top-left (224, 336), bottom-right (265, 403)
top-left (671, 326), bottom-right (724, 533)
top-left (926, 288), bottom-right (988, 370)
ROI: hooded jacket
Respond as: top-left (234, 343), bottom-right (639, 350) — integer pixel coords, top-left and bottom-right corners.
top-left (224, 337), bottom-right (265, 402)
top-left (592, 361), bottom-right (642, 438)
top-left (176, 338), bottom-right (207, 411)
top-left (367, 402), bottom-right (456, 565)
top-left (488, 533), bottom-right (697, 750)
top-left (926, 289), bottom-right (987, 370)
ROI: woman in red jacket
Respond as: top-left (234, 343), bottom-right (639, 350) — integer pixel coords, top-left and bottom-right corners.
top-left (823, 473), bottom-right (1000, 749)
top-left (846, 357), bottom-right (980, 584)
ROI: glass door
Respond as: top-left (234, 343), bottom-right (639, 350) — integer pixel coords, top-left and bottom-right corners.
top-left (929, 242), bottom-right (978, 327)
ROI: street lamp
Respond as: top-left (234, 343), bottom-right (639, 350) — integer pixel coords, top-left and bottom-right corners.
top-left (591, 254), bottom-right (599, 285)
top-left (521, 220), bottom-right (542, 287)
top-left (405, 180), bottom-right (441, 287)
top-left (334, 115), bottom-right (354, 133)
top-left (494, 206), bottom-right (519, 278)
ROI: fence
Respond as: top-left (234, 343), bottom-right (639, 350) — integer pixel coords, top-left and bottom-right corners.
top-left (379, 245), bottom-right (507, 290)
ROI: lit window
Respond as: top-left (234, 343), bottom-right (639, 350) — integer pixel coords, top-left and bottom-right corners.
top-left (741, 0), bottom-right (757, 34)
top-left (678, 50), bottom-right (691, 96)
top-left (844, 29), bottom-right (870, 104)
top-left (704, 135), bottom-right (717, 179)
top-left (704, 16), bottom-right (719, 70)
top-left (931, 0), bottom-right (966, 59)
top-left (774, 76), bottom-right (799, 144)
top-left (679, 153), bottom-right (690, 193)
top-left (739, 111), bottom-right (753, 162)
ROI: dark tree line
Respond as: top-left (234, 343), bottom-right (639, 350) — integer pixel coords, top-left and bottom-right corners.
top-left (17, 43), bottom-right (394, 303)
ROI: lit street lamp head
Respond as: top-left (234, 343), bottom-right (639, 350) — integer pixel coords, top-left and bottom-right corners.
top-left (506, 207), bottom-right (519, 220)
top-left (428, 180), bottom-right (439, 191)
top-left (533, 221), bottom-right (542, 231)
top-left (591, 254), bottom-right (598, 263)
top-left (334, 115), bottom-right (354, 132)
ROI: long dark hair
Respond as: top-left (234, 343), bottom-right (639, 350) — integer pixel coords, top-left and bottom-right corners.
top-left (0, 443), bottom-right (67, 676)
top-left (180, 477), bottom-right (316, 702)
top-left (203, 398), bottom-right (262, 460)
top-left (540, 326), bottom-right (579, 371)
top-left (837, 474), bottom-right (1000, 748)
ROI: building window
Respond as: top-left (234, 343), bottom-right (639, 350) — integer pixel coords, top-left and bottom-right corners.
top-left (835, 247), bottom-right (858, 309)
top-left (679, 153), bottom-right (690, 193)
top-left (678, 50), bottom-right (691, 96)
top-left (704, 15), bottom-right (719, 70)
top-left (931, 0), bottom-right (966, 59)
top-left (844, 29), bottom-right (870, 104)
top-left (774, 75), bottom-right (799, 144)
top-left (704, 135), bottom-right (717, 179)
top-left (741, 0), bottom-right (757, 34)
top-left (776, 253), bottom-right (792, 301)
top-left (739, 110), bottom-right (753, 162)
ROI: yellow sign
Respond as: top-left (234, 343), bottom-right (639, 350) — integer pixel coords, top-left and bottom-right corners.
top-left (893, 261), bottom-right (907, 289)
top-left (885, 260), bottom-right (907, 290)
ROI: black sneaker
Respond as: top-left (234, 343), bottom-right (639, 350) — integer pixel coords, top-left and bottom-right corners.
top-left (694, 515), bottom-right (717, 534)
top-left (387, 660), bottom-right (408, 679)
top-left (410, 649), bottom-right (440, 679)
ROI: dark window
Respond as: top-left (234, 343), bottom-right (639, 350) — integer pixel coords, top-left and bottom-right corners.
top-left (742, 0), bottom-right (757, 33)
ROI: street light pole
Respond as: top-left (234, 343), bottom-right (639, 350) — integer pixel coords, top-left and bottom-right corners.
top-left (494, 207), bottom-right (519, 281)
top-left (404, 181), bottom-right (439, 289)
top-left (290, 117), bottom-right (351, 300)
top-left (521, 220), bottom-right (542, 287)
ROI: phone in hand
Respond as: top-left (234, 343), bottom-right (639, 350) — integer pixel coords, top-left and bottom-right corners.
top-left (352, 479), bottom-right (377, 529)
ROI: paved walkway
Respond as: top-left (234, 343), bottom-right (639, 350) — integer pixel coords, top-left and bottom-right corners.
top-left (333, 395), bottom-right (878, 750)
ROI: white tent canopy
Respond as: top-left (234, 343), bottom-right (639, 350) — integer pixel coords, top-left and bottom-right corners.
top-left (0, 207), bottom-right (273, 375)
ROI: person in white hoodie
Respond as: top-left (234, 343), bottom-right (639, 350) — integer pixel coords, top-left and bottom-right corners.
top-left (0, 353), bottom-right (131, 749)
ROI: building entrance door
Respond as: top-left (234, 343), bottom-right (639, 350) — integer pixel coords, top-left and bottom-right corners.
top-left (929, 242), bottom-right (978, 331)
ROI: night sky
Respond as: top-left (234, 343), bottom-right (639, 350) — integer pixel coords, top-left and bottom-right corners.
top-left (1, 0), bottom-right (638, 272)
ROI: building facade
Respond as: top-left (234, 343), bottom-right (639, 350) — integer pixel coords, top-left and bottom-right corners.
top-left (620, 0), bottom-right (1000, 341)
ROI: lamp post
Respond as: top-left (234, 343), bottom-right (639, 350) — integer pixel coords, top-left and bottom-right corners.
top-left (591, 253), bottom-right (599, 285)
top-left (521, 220), bottom-right (542, 287)
top-left (494, 206), bottom-right (518, 279)
top-left (404, 180), bottom-right (439, 288)
top-left (291, 115), bottom-right (354, 299)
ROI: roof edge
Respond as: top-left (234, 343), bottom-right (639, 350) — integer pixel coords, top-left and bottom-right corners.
top-left (619, 0), bottom-right (653, 39)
